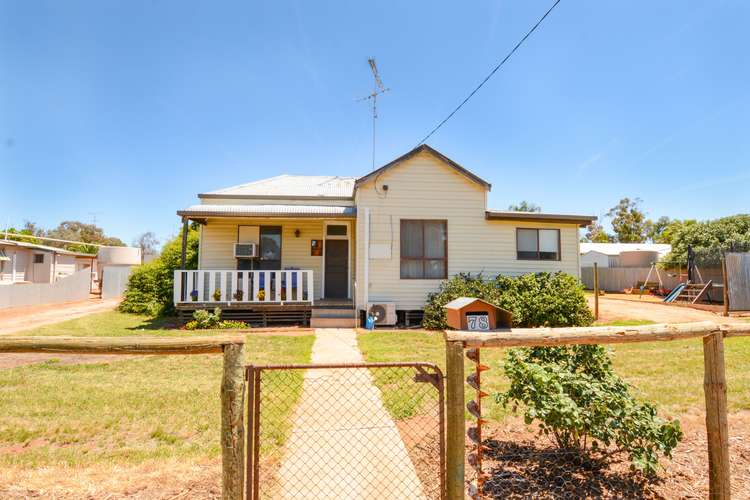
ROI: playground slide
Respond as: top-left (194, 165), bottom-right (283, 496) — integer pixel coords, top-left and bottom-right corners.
top-left (663, 283), bottom-right (685, 303)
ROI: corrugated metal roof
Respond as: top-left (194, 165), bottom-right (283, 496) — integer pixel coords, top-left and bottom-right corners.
top-left (0, 239), bottom-right (97, 257)
top-left (580, 243), bottom-right (672, 257)
top-left (200, 175), bottom-right (356, 199)
top-left (177, 204), bottom-right (357, 218)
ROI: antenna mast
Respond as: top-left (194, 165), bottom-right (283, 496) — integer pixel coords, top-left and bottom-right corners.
top-left (358, 58), bottom-right (389, 170)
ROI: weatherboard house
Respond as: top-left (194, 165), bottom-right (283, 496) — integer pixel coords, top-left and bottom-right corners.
top-left (173, 144), bottom-right (595, 327)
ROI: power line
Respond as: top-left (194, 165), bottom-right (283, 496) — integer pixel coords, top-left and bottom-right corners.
top-left (416, 0), bottom-right (562, 146)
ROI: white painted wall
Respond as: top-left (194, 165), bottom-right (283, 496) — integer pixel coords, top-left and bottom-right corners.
top-left (580, 251), bottom-right (610, 268)
top-left (355, 150), bottom-right (581, 310)
top-left (0, 269), bottom-right (91, 309)
top-left (198, 217), bottom-right (356, 301)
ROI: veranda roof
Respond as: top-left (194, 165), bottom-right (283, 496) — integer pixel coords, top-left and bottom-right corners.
top-left (177, 204), bottom-right (357, 219)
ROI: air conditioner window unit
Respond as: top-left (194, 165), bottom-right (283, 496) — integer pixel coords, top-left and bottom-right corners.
top-left (234, 243), bottom-right (258, 259)
top-left (367, 302), bottom-right (397, 326)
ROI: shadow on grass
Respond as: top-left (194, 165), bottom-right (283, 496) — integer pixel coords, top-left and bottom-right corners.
top-left (481, 439), bottom-right (664, 499)
top-left (126, 315), bottom-right (180, 331)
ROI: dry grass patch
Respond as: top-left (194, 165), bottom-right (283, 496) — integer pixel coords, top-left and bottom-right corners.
top-left (0, 311), bottom-right (314, 497)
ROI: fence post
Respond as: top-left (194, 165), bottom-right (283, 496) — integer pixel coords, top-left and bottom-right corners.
top-left (222, 342), bottom-right (246, 500)
top-left (721, 257), bottom-right (730, 317)
top-left (445, 339), bottom-right (465, 500)
top-left (703, 332), bottom-right (730, 499)
top-left (593, 262), bottom-right (599, 321)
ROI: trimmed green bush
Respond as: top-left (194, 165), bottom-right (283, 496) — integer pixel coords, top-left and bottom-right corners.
top-left (422, 272), bottom-right (593, 329)
top-left (118, 226), bottom-right (199, 316)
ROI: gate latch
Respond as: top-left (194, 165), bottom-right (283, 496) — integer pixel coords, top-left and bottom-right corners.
top-left (413, 366), bottom-right (441, 389)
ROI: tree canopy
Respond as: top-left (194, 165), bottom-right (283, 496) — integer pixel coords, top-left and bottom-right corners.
top-left (3, 220), bottom-right (125, 254)
top-left (508, 201), bottom-right (541, 213)
top-left (660, 215), bottom-right (750, 267)
top-left (607, 197), bottom-right (649, 243)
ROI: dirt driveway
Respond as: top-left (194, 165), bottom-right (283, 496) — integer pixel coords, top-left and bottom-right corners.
top-left (590, 295), bottom-right (746, 324)
top-left (0, 298), bottom-right (118, 336)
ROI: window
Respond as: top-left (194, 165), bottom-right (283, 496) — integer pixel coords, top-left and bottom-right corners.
top-left (400, 220), bottom-right (447, 279)
top-left (326, 225), bottom-right (347, 236)
top-left (33, 254), bottom-right (45, 264)
top-left (516, 228), bottom-right (560, 260)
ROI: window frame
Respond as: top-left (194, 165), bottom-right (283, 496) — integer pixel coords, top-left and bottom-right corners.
top-left (400, 219), bottom-right (448, 279)
top-left (515, 228), bottom-right (561, 261)
top-left (33, 253), bottom-right (45, 264)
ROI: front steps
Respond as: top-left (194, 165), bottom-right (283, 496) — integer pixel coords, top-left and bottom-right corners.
top-left (310, 305), bottom-right (358, 328)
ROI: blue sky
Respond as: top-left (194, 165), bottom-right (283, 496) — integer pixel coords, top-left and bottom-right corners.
top-left (2, 0), bottom-right (748, 246)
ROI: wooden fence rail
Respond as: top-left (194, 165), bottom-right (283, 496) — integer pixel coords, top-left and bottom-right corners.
top-left (0, 335), bottom-right (247, 500)
top-left (444, 322), bottom-right (750, 500)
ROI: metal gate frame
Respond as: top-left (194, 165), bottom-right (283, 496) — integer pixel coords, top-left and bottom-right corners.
top-left (245, 362), bottom-right (445, 500)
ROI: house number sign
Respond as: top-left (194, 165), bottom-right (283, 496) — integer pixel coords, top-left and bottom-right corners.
top-left (467, 313), bottom-right (490, 331)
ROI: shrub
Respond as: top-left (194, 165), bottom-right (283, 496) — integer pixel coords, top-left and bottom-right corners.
top-left (422, 272), bottom-right (592, 329)
top-left (184, 308), bottom-right (248, 330)
top-left (119, 225), bottom-right (199, 316)
top-left (497, 345), bottom-right (683, 474)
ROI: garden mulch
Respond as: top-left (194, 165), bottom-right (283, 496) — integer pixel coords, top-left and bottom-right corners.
top-left (473, 412), bottom-right (750, 499)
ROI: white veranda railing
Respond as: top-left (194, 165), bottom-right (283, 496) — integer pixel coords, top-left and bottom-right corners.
top-left (173, 269), bottom-right (314, 305)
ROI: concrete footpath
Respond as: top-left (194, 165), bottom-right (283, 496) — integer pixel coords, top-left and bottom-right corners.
top-left (277, 328), bottom-right (426, 499)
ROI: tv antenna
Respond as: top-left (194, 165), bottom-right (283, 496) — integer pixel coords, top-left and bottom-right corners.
top-left (357, 58), bottom-right (389, 170)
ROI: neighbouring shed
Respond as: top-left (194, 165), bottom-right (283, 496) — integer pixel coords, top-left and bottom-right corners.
top-left (580, 243), bottom-right (671, 268)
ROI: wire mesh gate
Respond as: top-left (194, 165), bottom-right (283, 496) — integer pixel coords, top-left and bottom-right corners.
top-left (245, 362), bottom-right (445, 499)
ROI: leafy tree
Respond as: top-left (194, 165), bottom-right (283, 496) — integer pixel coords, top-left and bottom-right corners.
top-left (119, 226), bottom-right (199, 316)
top-left (133, 231), bottom-right (160, 262)
top-left (3, 221), bottom-right (42, 244)
top-left (508, 201), bottom-right (541, 213)
top-left (46, 221), bottom-right (125, 253)
top-left (646, 216), bottom-right (672, 243)
top-left (661, 215), bottom-right (750, 267)
top-left (607, 197), bottom-right (648, 243)
top-left (497, 345), bottom-right (682, 474)
top-left (582, 222), bottom-right (612, 243)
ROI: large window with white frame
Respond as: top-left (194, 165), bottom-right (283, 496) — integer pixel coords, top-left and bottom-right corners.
top-left (516, 228), bottom-right (560, 261)
top-left (400, 219), bottom-right (448, 279)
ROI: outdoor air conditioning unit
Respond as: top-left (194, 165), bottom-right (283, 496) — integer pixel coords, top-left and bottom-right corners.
top-left (234, 243), bottom-right (258, 259)
top-left (367, 302), bottom-right (397, 326)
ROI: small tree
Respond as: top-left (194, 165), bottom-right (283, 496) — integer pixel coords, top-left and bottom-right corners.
top-left (119, 225), bottom-right (199, 316)
top-left (582, 221), bottom-right (612, 243)
top-left (497, 345), bottom-right (682, 474)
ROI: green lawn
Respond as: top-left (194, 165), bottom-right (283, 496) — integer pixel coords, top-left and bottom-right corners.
top-left (358, 330), bottom-right (750, 419)
top-left (0, 311), bottom-right (314, 468)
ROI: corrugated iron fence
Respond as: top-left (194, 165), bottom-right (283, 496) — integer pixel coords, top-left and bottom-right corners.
top-left (726, 252), bottom-right (750, 311)
top-left (246, 362), bottom-right (445, 499)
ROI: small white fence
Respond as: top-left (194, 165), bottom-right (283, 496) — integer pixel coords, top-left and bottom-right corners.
top-left (173, 269), bottom-right (314, 305)
top-left (0, 269), bottom-right (91, 310)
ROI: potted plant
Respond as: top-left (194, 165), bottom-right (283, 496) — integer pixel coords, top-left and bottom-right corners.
top-left (257, 289), bottom-right (265, 301)
top-left (212, 288), bottom-right (222, 302)
top-left (233, 289), bottom-right (244, 301)
top-left (190, 290), bottom-right (199, 302)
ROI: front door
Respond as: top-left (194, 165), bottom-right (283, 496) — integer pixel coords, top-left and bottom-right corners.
top-left (324, 239), bottom-right (348, 298)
